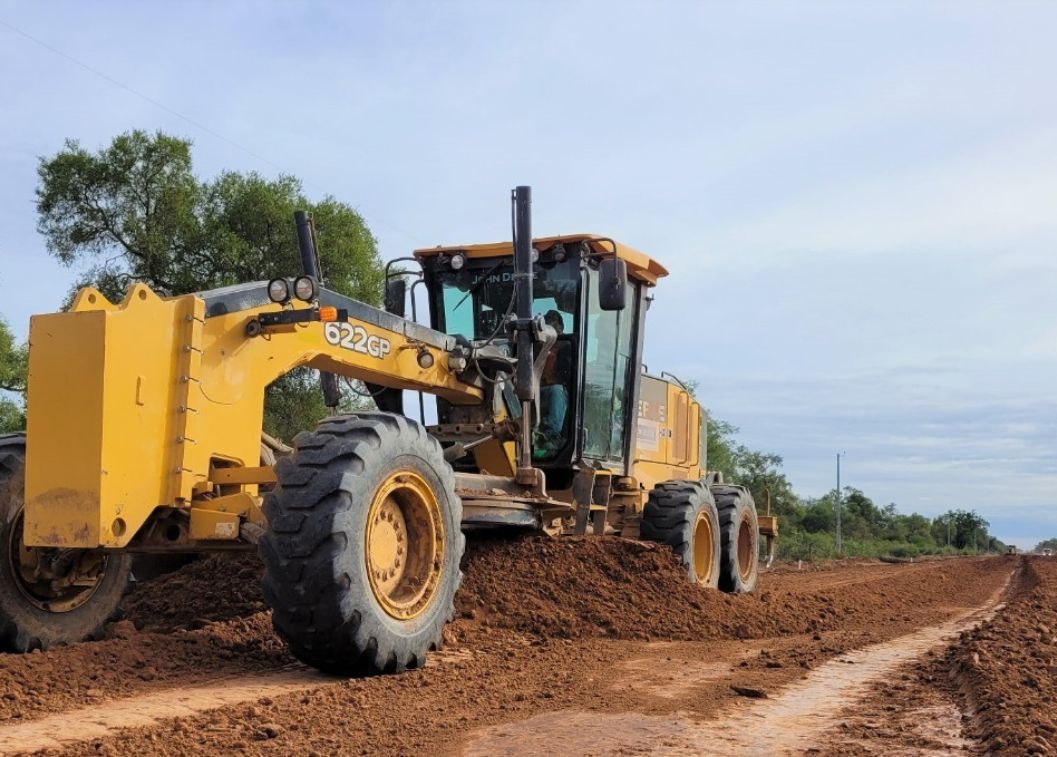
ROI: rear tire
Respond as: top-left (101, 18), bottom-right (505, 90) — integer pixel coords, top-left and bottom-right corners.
top-left (712, 485), bottom-right (759, 594)
top-left (0, 434), bottom-right (130, 651)
top-left (640, 481), bottom-right (721, 588)
top-left (260, 413), bottom-right (463, 675)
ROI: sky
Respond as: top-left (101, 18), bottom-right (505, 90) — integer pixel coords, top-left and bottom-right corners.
top-left (0, 1), bottom-right (1054, 547)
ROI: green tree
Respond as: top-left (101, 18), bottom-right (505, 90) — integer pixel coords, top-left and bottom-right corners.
top-left (799, 497), bottom-right (835, 533)
top-left (36, 130), bottom-right (384, 440)
top-left (0, 319), bottom-right (27, 433)
top-left (932, 509), bottom-right (991, 551)
top-left (1035, 538), bottom-right (1057, 553)
top-left (730, 446), bottom-right (800, 522)
top-left (683, 381), bottom-right (738, 482)
top-left (704, 413), bottom-right (738, 481)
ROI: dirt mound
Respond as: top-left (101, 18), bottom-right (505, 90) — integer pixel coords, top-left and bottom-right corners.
top-left (124, 554), bottom-right (265, 633)
top-left (121, 536), bottom-right (1008, 648)
top-left (454, 537), bottom-right (1012, 644)
top-left (455, 534), bottom-right (752, 640)
top-left (940, 556), bottom-right (1057, 754)
top-left (124, 537), bottom-right (728, 640)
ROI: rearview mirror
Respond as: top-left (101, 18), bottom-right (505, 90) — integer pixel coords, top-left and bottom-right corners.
top-left (384, 277), bottom-right (407, 318)
top-left (598, 258), bottom-right (627, 311)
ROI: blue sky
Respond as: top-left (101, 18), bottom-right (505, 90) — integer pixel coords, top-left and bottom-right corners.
top-left (1, 1), bottom-right (1054, 546)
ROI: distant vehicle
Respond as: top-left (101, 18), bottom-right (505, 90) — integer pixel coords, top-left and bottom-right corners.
top-left (1043, 549), bottom-right (1053, 557)
top-left (1007, 545), bottom-right (1017, 555)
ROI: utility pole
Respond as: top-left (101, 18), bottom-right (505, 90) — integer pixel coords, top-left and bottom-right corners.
top-left (836, 452), bottom-right (844, 555)
top-left (947, 517), bottom-right (951, 548)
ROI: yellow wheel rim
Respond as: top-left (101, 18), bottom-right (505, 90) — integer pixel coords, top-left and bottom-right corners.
top-left (737, 516), bottom-right (755, 580)
top-left (692, 509), bottom-right (716, 585)
top-left (365, 469), bottom-right (444, 621)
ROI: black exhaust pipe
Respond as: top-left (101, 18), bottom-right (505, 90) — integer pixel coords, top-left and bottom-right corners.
top-left (511, 186), bottom-right (535, 471)
top-left (294, 210), bottom-right (342, 411)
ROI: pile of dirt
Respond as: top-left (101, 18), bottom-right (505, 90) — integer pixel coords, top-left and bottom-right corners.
top-left (941, 556), bottom-right (1057, 754)
top-left (452, 535), bottom-right (1008, 644)
top-left (121, 535), bottom-right (1009, 647)
top-left (124, 554), bottom-right (265, 633)
top-left (455, 534), bottom-right (749, 640)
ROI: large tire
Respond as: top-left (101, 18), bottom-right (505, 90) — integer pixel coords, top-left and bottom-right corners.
top-left (640, 481), bottom-right (721, 588)
top-left (0, 433), bottom-right (131, 651)
top-left (712, 485), bottom-right (760, 594)
top-left (260, 413), bottom-right (464, 675)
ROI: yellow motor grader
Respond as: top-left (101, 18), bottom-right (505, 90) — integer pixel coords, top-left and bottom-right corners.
top-left (0, 186), bottom-right (776, 673)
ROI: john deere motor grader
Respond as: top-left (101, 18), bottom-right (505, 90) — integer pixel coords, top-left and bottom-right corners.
top-left (0, 186), bottom-right (775, 672)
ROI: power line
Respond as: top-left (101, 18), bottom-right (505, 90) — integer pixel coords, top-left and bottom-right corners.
top-left (0, 18), bottom-right (286, 174)
top-left (0, 17), bottom-right (420, 250)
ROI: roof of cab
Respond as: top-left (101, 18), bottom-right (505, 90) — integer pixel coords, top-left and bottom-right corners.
top-left (413, 233), bottom-right (669, 285)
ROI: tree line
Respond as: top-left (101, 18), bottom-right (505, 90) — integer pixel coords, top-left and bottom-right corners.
top-left (0, 130), bottom-right (1008, 561)
top-left (702, 409), bottom-right (1006, 560)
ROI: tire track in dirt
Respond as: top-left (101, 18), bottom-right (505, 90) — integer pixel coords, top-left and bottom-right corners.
top-left (0, 672), bottom-right (323, 754)
top-left (817, 556), bottom-right (1057, 756)
top-left (464, 564), bottom-right (1015, 755)
top-left (0, 650), bottom-right (477, 754)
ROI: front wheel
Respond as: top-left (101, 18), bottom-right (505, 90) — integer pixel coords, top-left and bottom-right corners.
top-left (260, 413), bottom-right (464, 675)
top-left (0, 434), bottom-right (130, 651)
top-left (640, 481), bottom-right (721, 588)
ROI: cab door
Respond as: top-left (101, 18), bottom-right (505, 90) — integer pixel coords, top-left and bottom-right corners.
top-left (581, 271), bottom-right (638, 466)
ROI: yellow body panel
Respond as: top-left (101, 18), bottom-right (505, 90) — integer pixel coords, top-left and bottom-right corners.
top-left (189, 508), bottom-right (242, 540)
top-left (25, 285), bottom-right (192, 548)
top-left (24, 284), bottom-right (482, 549)
top-left (631, 374), bottom-right (702, 492)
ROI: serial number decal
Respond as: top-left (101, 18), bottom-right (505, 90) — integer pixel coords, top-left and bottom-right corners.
top-left (324, 322), bottom-right (393, 359)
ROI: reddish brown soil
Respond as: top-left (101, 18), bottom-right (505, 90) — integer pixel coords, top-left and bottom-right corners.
top-left (813, 555), bottom-right (1057, 757)
top-left (456, 534), bottom-right (1004, 643)
top-left (124, 554), bottom-right (265, 633)
top-left (0, 536), bottom-right (1010, 756)
top-left (942, 556), bottom-right (1057, 754)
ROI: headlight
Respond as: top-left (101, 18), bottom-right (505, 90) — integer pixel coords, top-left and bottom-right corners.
top-left (268, 278), bottom-right (290, 303)
top-left (530, 247), bottom-right (540, 263)
top-left (293, 275), bottom-right (318, 302)
top-left (450, 253), bottom-right (466, 271)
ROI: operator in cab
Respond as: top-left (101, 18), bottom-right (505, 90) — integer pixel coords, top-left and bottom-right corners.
top-left (535, 310), bottom-right (570, 458)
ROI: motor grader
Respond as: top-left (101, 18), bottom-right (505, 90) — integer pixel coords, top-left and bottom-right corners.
top-left (0, 186), bottom-right (776, 673)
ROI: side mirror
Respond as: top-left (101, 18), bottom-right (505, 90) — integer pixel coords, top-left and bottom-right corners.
top-left (598, 258), bottom-right (627, 311)
top-left (384, 277), bottom-right (407, 318)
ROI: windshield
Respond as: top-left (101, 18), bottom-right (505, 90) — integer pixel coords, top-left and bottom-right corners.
top-left (433, 257), bottom-right (581, 340)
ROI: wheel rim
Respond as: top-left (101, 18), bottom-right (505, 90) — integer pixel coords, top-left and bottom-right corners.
top-left (692, 509), bottom-right (716, 585)
top-left (737, 515), bottom-right (755, 581)
top-left (365, 469), bottom-right (444, 621)
top-left (8, 511), bottom-right (108, 613)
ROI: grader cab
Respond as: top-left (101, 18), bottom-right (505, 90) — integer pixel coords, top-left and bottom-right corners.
top-left (0, 186), bottom-right (775, 673)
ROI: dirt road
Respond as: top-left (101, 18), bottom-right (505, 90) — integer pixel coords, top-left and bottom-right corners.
top-left (0, 537), bottom-right (1029, 755)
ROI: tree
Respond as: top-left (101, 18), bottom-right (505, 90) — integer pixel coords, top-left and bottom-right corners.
top-left (730, 446), bottom-right (800, 521)
top-left (36, 130), bottom-right (384, 440)
top-left (685, 382), bottom-right (798, 522)
top-left (1035, 538), bottom-right (1057, 553)
top-left (0, 319), bottom-right (27, 433)
top-left (705, 413), bottom-right (738, 481)
top-left (932, 509), bottom-right (991, 551)
top-left (799, 497), bottom-right (835, 533)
